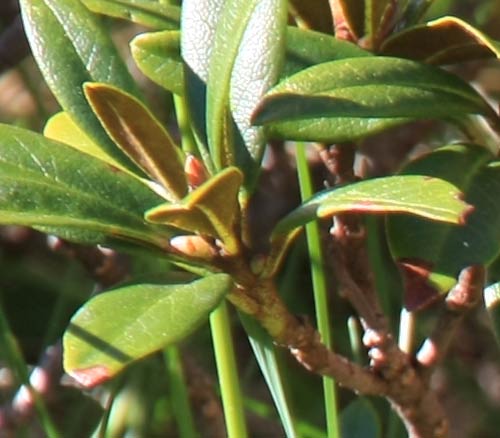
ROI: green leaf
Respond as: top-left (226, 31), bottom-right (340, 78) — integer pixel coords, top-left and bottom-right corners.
top-left (131, 31), bottom-right (183, 95)
top-left (84, 82), bottom-right (188, 200)
top-left (273, 175), bottom-right (469, 238)
top-left (341, 398), bottom-right (381, 438)
top-left (252, 56), bottom-right (495, 143)
top-left (387, 144), bottom-right (500, 296)
top-left (240, 314), bottom-right (299, 438)
top-left (381, 16), bottom-right (500, 64)
top-left (82, 0), bottom-right (180, 30)
top-left (484, 282), bottom-right (500, 349)
top-left (229, 0), bottom-right (288, 169)
top-left (131, 26), bottom-right (368, 98)
top-left (20, 0), bottom-right (142, 173)
top-left (146, 167), bottom-right (243, 251)
top-left (44, 112), bottom-right (123, 169)
top-left (283, 26), bottom-right (369, 78)
top-left (63, 274), bottom-right (232, 387)
top-left (0, 123), bottom-right (170, 248)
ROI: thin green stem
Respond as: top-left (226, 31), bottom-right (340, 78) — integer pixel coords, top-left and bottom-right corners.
top-left (164, 346), bottom-right (199, 438)
top-left (296, 144), bottom-right (340, 438)
top-left (210, 302), bottom-right (248, 438)
top-left (173, 94), bottom-right (198, 155)
top-left (0, 303), bottom-right (59, 437)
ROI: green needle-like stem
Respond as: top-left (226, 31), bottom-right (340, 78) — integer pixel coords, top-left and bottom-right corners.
top-left (296, 144), bottom-right (340, 438)
top-left (164, 346), bottom-right (199, 438)
top-left (210, 302), bottom-right (248, 438)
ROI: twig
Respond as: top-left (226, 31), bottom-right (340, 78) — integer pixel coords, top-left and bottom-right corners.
top-left (416, 265), bottom-right (485, 376)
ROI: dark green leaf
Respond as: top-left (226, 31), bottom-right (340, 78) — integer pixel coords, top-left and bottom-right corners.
top-left (252, 57), bottom-right (495, 142)
top-left (20, 0), bottom-right (142, 173)
top-left (341, 398), bottom-right (381, 438)
top-left (289, 0), bottom-right (333, 33)
top-left (131, 31), bottom-right (183, 95)
top-left (64, 274), bottom-right (232, 387)
top-left (273, 175), bottom-right (469, 238)
top-left (387, 144), bottom-right (500, 295)
top-left (84, 82), bottom-right (188, 200)
top-left (381, 16), bottom-right (500, 64)
top-left (0, 124), bottom-right (169, 248)
top-left (82, 0), bottom-right (180, 29)
top-left (283, 26), bottom-right (369, 78)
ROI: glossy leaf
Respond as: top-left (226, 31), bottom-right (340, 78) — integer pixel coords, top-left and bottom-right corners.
top-left (381, 16), bottom-right (500, 64)
top-left (229, 0), bottom-right (288, 167)
top-left (84, 83), bottom-right (187, 200)
top-left (387, 144), bottom-right (500, 296)
top-left (252, 56), bottom-right (495, 143)
top-left (64, 274), bottom-right (232, 387)
top-left (484, 282), bottom-right (500, 349)
top-left (131, 31), bottom-right (183, 95)
top-left (132, 26), bottom-right (367, 98)
top-left (20, 0), bottom-right (141, 172)
top-left (283, 26), bottom-right (369, 78)
top-left (273, 175), bottom-right (469, 238)
top-left (0, 124), bottom-right (170, 248)
top-left (82, 0), bottom-right (180, 30)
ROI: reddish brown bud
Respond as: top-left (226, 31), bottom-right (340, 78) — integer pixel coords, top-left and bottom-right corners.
top-left (184, 154), bottom-right (209, 188)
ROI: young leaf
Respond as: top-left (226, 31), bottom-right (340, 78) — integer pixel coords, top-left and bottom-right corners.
top-left (20, 0), bottom-right (141, 173)
top-left (252, 56), bottom-right (496, 143)
top-left (84, 83), bottom-right (188, 200)
top-left (0, 124), bottom-right (170, 249)
top-left (63, 274), bottom-right (233, 387)
top-left (184, 167), bottom-right (243, 248)
top-left (131, 31), bottom-right (184, 95)
top-left (145, 204), bottom-right (219, 237)
top-left (381, 16), bottom-right (500, 64)
top-left (81, 0), bottom-right (180, 30)
top-left (387, 144), bottom-right (500, 297)
top-left (272, 175), bottom-right (470, 238)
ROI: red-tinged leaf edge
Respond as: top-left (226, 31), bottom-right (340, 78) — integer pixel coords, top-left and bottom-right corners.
top-left (380, 16), bottom-right (500, 64)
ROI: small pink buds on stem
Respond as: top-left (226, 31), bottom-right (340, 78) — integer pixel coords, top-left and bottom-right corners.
top-left (170, 235), bottom-right (217, 260)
